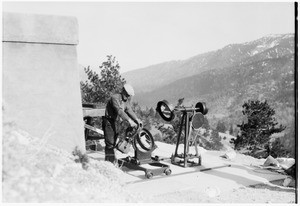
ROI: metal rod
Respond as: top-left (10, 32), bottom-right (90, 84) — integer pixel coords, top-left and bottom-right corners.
top-left (175, 112), bottom-right (185, 157)
top-left (174, 107), bottom-right (200, 112)
top-left (186, 112), bottom-right (194, 154)
top-left (184, 112), bottom-right (189, 167)
top-left (200, 164), bottom-right (231, 172)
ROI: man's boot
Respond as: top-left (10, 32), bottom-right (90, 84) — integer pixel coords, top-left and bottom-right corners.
top-left (105, 147), bottom-right (116, 163)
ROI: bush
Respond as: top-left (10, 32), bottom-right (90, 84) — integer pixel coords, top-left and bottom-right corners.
top-left (216, 121), bottom-right (226, 133)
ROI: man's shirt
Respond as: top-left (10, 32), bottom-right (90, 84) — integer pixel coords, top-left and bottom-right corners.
top-left (105, 93), bottom-right (138, 124)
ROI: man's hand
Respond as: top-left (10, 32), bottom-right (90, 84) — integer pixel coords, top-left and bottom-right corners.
top-left (128, 118), bottom-right (137, 128)
top-left (137, 119), bottom-right (143, 128)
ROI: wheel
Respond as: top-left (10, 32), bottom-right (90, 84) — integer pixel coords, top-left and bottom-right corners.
top-left (146, 172), bottom-right (153, 179)
top-left (132, 159), bottom-right (140, 165)
top-left (125, 156), bottom-right (131, 162)
top-left (164, 168), bottom-right (172, 176)
top-left (135, 128), bottom-right (155, 152)
top-left (156, 100), bottom-right (175, 122)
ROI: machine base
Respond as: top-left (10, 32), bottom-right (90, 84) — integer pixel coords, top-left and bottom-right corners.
top-left (118, 156), bottom-right (172, 179)
top-left (171, 153), bottom-right (202, 168)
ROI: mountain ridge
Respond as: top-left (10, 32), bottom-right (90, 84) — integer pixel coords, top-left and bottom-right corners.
top-left (122, 33), bottom-right (294, 94)
top-left (124, 33), bottom-right (295, 132)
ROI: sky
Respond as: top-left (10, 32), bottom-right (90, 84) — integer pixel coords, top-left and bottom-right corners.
top-left (2, 1), bottom-right (295, 73)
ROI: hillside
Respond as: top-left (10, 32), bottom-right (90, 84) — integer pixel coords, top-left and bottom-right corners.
top-left (122, 33), bottom-right (294, 95)
top-left (125, 34), bottom-right (295, 126)
top-left (135, 54), bottom-right (294, 124)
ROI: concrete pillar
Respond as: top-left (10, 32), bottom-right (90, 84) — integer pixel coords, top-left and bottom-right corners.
top-left (3, 12), bottom-right (85, 153)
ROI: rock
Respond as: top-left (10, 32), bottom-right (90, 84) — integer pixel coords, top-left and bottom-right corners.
top-left (285, 164), bottom-right (296, 179)
top-left (224, 150), bottom-right (236, 160)
top-left (263, 155), bottom-right (280, 167)
top-left (282, 177), bottom-right (292, 187)
top-left (276, 158), bottom-right (295, 170)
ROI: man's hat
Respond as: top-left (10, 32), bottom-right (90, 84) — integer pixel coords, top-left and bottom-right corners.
top-left (123, 84), bottom-right (135, 96)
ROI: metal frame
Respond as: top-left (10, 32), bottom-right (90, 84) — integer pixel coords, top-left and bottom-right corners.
top-left (171, 110), bottom-right (202, 168)
top-left (156, 100), bottom-right (208, 168)
top-left (117, 127), bottom-right (172, 179)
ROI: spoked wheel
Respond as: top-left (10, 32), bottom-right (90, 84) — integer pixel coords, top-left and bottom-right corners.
top-left (145, 172), bottom-right (153, 179)
top-left (164, 168), bottom-right (172, 176)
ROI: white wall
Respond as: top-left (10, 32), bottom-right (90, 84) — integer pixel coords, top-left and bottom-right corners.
top-left (3, 12), bottom-right (85, 153)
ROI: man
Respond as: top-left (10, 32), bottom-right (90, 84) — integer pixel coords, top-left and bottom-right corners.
top-left (102, 84), bottom-right (142, 163)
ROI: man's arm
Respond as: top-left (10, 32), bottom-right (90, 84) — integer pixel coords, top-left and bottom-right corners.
top-left (125, 100), bottom-right (139, 124)
top-left (111, 95), bottom-right (132, 123)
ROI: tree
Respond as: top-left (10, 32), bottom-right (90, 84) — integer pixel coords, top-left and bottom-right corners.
top-left (200, 116), bottom-right (210, 138)
top-left (202, 116), bottom-right (210, 130)
top-left (210, 129), bottom-right (223, 150)
top-left (216, 121), bottom-right (226, 133)
top-left (80, 55), bottom-right (126, 104)
top-left (131, 102), bottom-right (142, 118)
top-left (229, 124), bottom-right (234, 135)
top-left (149, 107), bottom-right (156, 118)
top-left (270, 138), bottom-right (291, 158)
top-left (234, 100), bottom-right (285, 155)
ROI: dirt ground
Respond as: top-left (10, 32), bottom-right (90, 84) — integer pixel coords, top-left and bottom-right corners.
top-left (2, 122), bottom-right (297, 203)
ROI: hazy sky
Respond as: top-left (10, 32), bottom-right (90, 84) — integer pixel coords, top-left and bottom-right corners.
top-left (3, 2), bottom-right (295, 73)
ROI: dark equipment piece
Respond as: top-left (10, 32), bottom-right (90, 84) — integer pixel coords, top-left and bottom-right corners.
top-left (82, 103), bottom-right (105, 141)
top-left (156, 99), bottom-right (208, 168)
top-left (82, 103), bottom-right (107, 151)
top-left (117, 125), bottom-right (171, 179)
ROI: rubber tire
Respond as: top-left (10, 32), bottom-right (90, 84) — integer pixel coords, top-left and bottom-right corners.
top-left (156, 100), bottom-right (175, 122)
top-left (135, 128), bottom-right (154, 151)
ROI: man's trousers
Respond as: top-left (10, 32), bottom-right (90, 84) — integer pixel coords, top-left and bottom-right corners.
top-left (102, 117), bottom-right (118, 163)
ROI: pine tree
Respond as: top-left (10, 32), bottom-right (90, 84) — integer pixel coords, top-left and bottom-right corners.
top-left (80, 55), bottom-right (126, 104)
top-left (234, 100), bottom-right (285, 154)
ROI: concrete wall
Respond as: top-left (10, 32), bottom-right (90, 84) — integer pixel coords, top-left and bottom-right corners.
top-left (3, 12), bottom-right (85, 153)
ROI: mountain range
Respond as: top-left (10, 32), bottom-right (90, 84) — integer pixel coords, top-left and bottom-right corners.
top-left (121, 33), bottom-right (295, 130)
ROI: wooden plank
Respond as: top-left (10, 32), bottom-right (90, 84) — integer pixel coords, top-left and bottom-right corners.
top-left (84, 124), bottom-right (104, 135)
top-left (83, 108), bottom-right (105, 117)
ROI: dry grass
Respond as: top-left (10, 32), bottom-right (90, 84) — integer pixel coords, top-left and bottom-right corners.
top-left (2, 120), bottom-right (143, 203)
